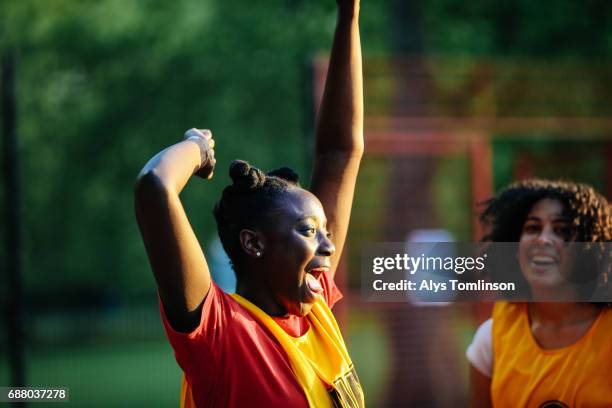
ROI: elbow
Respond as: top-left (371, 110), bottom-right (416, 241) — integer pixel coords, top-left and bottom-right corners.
top-left (351, 138), bottom-right (364, 159)
top-left (316, 135), bottom-right (364, 160)
top-left (315, 146), bottom-right (363, 168)
top-left (316, 125), bottom-right (364, 158)
top-left (338, 139), bottom-right (364, 161)
top-left (134, 169), bottom-right (160, 193)
top-left (134, 169), bottom-right (170, 206)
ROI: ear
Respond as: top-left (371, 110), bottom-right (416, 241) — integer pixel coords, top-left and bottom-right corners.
top-left (239, 229), bottom-right (265, 259)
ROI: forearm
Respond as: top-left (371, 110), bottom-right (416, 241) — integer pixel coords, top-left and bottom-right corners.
top-left (134, 134), bottom-right (214, 331)
top-left (315, 6), bottom-right (363, 155)
top-left (309, 2), bottom-right (363, 275)
top-left (136, 138), bottom-right (205, 195)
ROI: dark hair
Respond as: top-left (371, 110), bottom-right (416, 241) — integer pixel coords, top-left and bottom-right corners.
top-left (213, 160), bottom-right (300, 271)
top-left (479, 179), bottom-right (612, 305)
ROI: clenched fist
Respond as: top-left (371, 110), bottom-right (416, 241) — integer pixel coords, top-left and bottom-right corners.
top-left (184, 128), bottom-right (216, 179)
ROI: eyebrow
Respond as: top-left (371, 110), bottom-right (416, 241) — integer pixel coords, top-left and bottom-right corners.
top-left (297, 216), bottom-right (327, 226)
top-left (525, 215), bottom-right (569, 222)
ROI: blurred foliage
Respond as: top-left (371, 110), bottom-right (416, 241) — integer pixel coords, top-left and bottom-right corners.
top-left (2, 3), bottom-right (611, 406)
top-left (0, 0), bottom-right (391, 300)
top-left (2, 0), bottom-right (612, 302)
top-left (422, 0), bottom-right (612, 57)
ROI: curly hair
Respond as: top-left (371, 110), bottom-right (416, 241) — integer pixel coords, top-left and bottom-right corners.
top-left (213, 160), bottom-right (300, 272)
top-left (479, 179), bottom-right (612, 305)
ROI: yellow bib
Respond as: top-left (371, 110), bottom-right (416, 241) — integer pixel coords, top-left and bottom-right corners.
top-left (491, 302), bottom-right (612, 408)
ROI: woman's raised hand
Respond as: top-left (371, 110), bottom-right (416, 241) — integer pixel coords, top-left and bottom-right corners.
top-left (184, 128), bottom-right (216, 179)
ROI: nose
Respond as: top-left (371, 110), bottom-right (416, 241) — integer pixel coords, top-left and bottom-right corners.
top-left (535, 225), bottom-right (556, 246)
top-left (317, 233), bottom-right (336, 257)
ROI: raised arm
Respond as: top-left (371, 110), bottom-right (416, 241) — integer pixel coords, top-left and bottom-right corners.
top-left (310, 0), bottom-right (363, 276)
top-left (134, 129), bottom-right (216, 332)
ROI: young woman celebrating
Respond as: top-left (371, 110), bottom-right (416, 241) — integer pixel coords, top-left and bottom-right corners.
top-left (134, 1), bottom-right (364, 407)
top-left (467, 179), bottom-right (612, 408)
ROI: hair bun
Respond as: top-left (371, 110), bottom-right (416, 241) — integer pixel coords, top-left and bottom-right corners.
top-left (229, 160), bottom-right (265, 191)
top-left (268, 167), bottom-right (300, 185)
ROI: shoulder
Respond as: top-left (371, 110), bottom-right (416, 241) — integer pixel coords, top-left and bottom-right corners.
top-left (492, 301), bottom-right (525, 332)
top-left (466, 318), bottom-right (493, 378)
top-left (159, 283), bottom-right (237, 352)
top-left (492, 301), bottom-right (522, 316)
top-left (491, 302), bottom-right (526, 336)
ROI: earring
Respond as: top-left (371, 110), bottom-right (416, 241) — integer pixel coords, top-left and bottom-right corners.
top-left (256, 251), bottom-right (261, 257)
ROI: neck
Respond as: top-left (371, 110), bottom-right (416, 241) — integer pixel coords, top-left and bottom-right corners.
top-left (529, 302), bottom-right (599, 325)
top-left (529, 281), bottom-right (576, 302)
top-left (235, 273), bottom-right (287, 317)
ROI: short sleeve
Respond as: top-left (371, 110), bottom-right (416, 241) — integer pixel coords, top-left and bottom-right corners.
top-left (159, 283), bottom-right (230, 373)
top-left (466, 318), bottom-right (493, 378)
top-left (319, 270), bottom-right (343, 309)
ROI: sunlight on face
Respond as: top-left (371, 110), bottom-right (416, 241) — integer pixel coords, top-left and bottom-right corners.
top-left (261, 188), bottom-right (335, 316)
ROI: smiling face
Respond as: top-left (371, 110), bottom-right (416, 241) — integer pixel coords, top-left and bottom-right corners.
top-left (260, 187), bottom-right (335, 316)
top-left (518, 198), bottom-right (577, 297)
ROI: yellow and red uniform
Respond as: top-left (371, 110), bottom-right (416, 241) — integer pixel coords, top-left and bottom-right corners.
top-left (160, 270), bottom-right (364, 408)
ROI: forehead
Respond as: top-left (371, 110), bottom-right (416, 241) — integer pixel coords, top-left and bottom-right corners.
top-left (527, 198), bottom-right (566, 219)
top-left (278, 188), bottom-right (326, 222)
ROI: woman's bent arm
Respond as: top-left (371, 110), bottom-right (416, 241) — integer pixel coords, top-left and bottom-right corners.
top-left (310, 0), bottom-right (363, 277)
top-left (134, 130), bottom-right (215, 332)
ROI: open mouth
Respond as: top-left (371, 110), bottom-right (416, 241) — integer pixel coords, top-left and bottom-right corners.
top-left (302, 267), bottom-right (329, 299)
top-left (306, 266), bottom-right (329, 279)
top-left (529, 254), bottom-right (558, 268)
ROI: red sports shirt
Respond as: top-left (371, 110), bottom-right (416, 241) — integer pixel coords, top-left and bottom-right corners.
top-left (160, 271), bottom-right (343, 408)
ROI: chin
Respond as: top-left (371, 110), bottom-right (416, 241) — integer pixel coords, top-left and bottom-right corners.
top-left (525, 274), bottom-right (567, 294)
top-left (525, 266), bottom-right (560, 282)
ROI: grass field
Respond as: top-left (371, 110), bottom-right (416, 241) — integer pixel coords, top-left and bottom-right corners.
top-left (0, 308), bottom-right (396, 407)
top-left (1, 340), bottom-right (181, 407)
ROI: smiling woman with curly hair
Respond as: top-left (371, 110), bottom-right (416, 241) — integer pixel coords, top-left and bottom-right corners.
top-left (467, 179), bottom-right (612, 408)
top-left (480, 179), bottom-right (612, 303)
